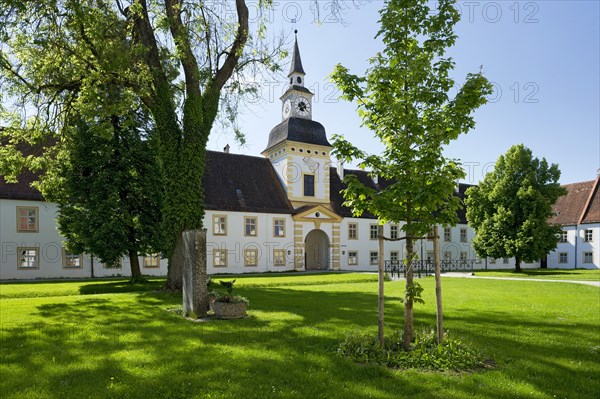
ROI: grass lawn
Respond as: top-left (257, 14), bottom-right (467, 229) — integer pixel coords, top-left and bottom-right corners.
top-left (1, 274), bottom-right (599, 398)
top-left (472, 268), bottom-right (600, 281)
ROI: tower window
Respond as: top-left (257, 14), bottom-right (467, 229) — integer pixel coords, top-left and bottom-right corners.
top-left (297, 76), bottom-right (302, 84)
top-left (304, 174), bottom-right (315, 197)
top-left (290, 77), bottom-right (293, 84)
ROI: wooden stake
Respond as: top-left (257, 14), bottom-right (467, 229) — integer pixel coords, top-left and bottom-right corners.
top-left (433, 225), bottom-right (444, 344)
top-left (378, 224), bottom-right (385, 346)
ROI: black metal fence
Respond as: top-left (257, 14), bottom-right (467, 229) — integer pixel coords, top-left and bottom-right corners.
top-left (384, 259), bottom-right (475, 278)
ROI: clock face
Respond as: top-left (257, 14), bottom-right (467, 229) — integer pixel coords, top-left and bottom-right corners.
top-left (294, 97), bottom-right (311, 117)
top-left (282, 99), bottom-right (292, 118)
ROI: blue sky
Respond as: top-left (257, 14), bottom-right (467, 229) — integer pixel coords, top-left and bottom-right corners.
top-left (207, 1), bottom-right (600, 185)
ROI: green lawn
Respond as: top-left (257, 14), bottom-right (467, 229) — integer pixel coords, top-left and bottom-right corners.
top-left (472, 268), bottom-right (600, 281)
top-left (1, 274), bottom-right (598, 398)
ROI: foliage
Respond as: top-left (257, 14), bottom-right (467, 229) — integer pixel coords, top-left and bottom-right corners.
top-left (0, 0), bottom-right (285, 289)
top-left (215, 279), bottom-right (248, 304)
top-left (466, 144), bottom-right (567, 271)
top-left (219, 279), bottom-right (237, 296)
top-left (48, 109), bottom-right (163, 279)
top-left (405, 281), bottom-right (425, 305)
top-left (338, 328), bottom-right (487, 372)
top-left (329, 0), bottom-right (492, 347)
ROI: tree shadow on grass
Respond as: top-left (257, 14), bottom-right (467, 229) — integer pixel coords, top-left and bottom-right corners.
top-left (78, 280), bottom-right (165, 296)
top-left (1, 287), bottom-right (598, 399)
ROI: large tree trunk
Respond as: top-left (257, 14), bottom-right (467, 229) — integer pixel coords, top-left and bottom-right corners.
top-left (433, 225), bottom-right (443, 344)
top-left (403, 234), bottom-right (414, 350)
top-left (166, 233), bottom-right (184, 290)
top-left (377, 225), bottom-right (385, 346)
top-left (128, 248), bottom-right (142, 281)
top-left (515, 256), bottom-right (522, 272)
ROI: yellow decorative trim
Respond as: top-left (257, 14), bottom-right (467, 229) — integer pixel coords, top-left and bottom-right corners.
top-left (273, 218), bottom-right (286, 238)
top-left (212, 214), bottom-right (228, 236)
top-left (17, 247), bottom-right (40, 270)
top-left (62, 249), bottom-right (84, 270)
top-left (292, 204), bottom-right (343, 223)
top-left (244, 216), bottom-right (258, 237)
top-left (16, 206), bottom-right (39, 233)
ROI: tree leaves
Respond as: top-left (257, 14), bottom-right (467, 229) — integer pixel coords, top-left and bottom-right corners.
top-left (466, 144), bottom-right (567, 268)
top-left (331, 0), bottom-right (492, 235)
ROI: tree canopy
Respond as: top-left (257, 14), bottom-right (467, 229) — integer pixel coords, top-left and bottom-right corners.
top-left (465, 144), bottom-right (567, 271)
top-left (330, 0), bottom-right (492, 349)
top-left (0, 0), bottom-right (284, 288)
top-left (52, 109), bottom-right (163, 280)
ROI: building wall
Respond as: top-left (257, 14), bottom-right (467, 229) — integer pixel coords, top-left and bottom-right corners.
top-left (0, 199), bottom-right (168, 279)
top-left (2, 197), bottom-right (597, 280)
top-left (574, 223), bottom-right (600, 269)
top-left (204, 210), bottom-right (295, 274)
top-left (546, 224), bottom-right (600, 269)
top-left (264, 141), bottom-right (332, 206)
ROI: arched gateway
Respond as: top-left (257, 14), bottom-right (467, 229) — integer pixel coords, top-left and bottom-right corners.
top-left (305, 229), bottom-right (330, 270)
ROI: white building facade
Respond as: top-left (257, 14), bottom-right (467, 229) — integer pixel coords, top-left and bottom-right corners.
top-left (1, 37), bottom-right (598, 280)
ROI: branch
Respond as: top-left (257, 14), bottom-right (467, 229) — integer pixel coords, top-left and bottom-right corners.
top-left (209, 0), bottom-right (248, 93)
top-left (165, 0), bottom-right (201, 97)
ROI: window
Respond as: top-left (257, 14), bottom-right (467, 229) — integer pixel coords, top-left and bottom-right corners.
top-left (244, 217), bottom-right (257, 237)
top-left (583, 252), bottom-right (593, 264)
top-left (489, 258), bottom-right (496, 264)
top-left (143, 254), bottom-right (160, 268)
top-left (304, 174), bottom-right (315, 197)
top-left (370, 251), bottom-right (379, 265)
top-left (475, 256), bottom-right (482, 264)
top-left (348, 223), bottom-right (358, 239)
top-left (444, 227), bottom-right (451, 242)
top-left (443, 251), bottom-right (452, 261)
top-left (390, 251), bottom-right (399, 262)
top-left (17, 247), bottom-right (39, 269)
top-left (390, 225), bottom-right (398, 240)
top-left (559, 231), bottom-right (568, 243)
top-left (63, 252), bottom-right (83, 269)
top-left (244, 249), bottom-right (258, 267)
top-left (348, 251), bottom-right (358, 266)
top-left (213, 249), bottom-right (227, 267)
top-left (460, 252), bottom-right (467, 261)
top-left (426, 251), bottom-right (434, 261)
top-left (503, 257), bottom-right (509, 264)
top-left (273, 249), bottom-right (286, 266)
top-left (16, 207), bottom-right (38, 232)
top-left (213, 215), bottom-right (227, 235)
top-left (273, 219), bottom-right (285, 237)
top-left (584, 229), bottom-right (593, 242)
top-left (370, 224), bottom-right (379, 240)
top-left (558, 252), bottom-right (568, 264)
top-left (460, 228), bottom-right (468, 243)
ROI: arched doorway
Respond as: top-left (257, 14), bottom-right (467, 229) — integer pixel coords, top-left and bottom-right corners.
top-left (305, 229), bottom-right (330, 270)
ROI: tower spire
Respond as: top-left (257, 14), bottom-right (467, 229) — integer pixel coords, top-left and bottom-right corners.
top-left (289, 30), bottom-right (305, 76)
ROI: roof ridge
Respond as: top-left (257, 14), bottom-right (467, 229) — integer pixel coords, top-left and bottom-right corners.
top-left (578, 175), bottom-right (600, 224)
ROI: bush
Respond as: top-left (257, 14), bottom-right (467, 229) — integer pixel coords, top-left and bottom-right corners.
top-left (337, 328), bottom-right (488, 372)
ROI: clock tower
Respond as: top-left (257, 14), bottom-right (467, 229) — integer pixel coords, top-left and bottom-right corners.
top-left (262, 32), bottom-right (342, 272)
top-left (262, 31), bottom-right (332, 208)
top-left (281, 31), bottom-right (313, 120)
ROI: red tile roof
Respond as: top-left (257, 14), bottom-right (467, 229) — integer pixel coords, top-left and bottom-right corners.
top-left (549, 179), bottom-right (597, 225)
